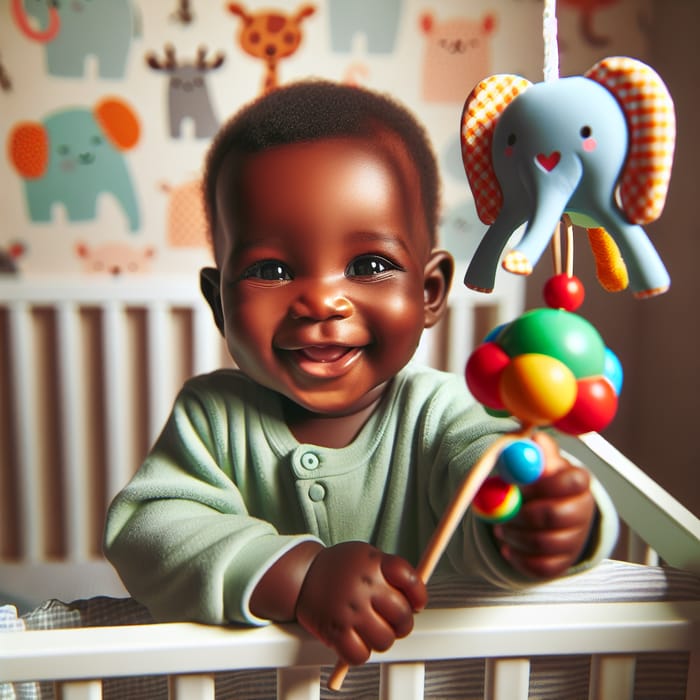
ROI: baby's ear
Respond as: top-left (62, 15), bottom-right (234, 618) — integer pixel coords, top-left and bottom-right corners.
top-left (423, 250), bottom-right (454, 328)
top-left (200, 267), bottom-right (225, 336)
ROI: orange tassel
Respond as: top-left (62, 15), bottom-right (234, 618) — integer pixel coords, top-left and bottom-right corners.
top-left (586, 227), bottom-right (629, 292)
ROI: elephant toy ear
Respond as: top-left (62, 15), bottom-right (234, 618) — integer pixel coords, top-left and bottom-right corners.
top-left (585, 57), bottom-right (676, 224)
top-left (461, 74), bottom-right (532, 225)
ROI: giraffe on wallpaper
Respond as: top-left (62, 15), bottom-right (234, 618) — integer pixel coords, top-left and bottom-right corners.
top-left (226, 3), bottom-right (315, 95)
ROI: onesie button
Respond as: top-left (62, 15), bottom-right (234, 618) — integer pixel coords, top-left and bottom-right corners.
top-left (308, 483), bottom-right (326, 501)
top-left (300, 452), bottom-right (320, 470)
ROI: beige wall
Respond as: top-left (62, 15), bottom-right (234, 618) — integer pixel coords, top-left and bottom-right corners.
top-left (526, 0), bottom-right (700, 516)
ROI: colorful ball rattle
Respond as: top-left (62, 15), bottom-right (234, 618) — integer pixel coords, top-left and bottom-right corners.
top-left (465, 302), bottom-right (622, 522)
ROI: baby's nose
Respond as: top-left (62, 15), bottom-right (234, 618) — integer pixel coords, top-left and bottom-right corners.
top-left (289, 284), bottom-right (352, 321)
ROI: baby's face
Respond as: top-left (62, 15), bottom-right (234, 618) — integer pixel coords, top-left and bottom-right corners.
top-left (214, 136), bottom-right (439, 416)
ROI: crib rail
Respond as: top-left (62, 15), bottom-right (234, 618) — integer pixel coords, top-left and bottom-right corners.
top-left (2, 599), bottom-right (699, 699)
top-left (557, 432), bottom-right (700, 577)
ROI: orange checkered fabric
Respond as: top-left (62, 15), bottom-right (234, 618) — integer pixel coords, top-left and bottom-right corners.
top-left (461, 74), bottom-right (532, 225)
top-left (585, 57), bottom-right (676, 225)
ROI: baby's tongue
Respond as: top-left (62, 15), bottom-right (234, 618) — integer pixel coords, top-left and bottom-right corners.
top-left (301, 346), bottom-right (349, 362)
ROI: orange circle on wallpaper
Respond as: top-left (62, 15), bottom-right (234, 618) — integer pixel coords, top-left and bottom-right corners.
top-left (95, 98), bottom-right (140, 150)
top-left (9, 122), bottom-right (48, 179)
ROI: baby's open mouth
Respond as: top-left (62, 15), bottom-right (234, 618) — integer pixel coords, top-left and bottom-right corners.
top-left (297, 345), bottom-right (353, 363)
top-left (289, 345), bottom-right (362, 378)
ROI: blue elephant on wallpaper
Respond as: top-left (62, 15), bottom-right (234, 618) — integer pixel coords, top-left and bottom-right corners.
top-left (8, 98), bottom-right (142, 232)
top-left (13, 0), bottom-right (139, 79)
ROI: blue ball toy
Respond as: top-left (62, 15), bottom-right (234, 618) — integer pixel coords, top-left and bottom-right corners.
top-left (496, 439), bottom-right (544, 485)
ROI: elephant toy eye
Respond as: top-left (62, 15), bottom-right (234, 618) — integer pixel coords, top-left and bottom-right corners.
top-left (580, 126), bottom-right (592, 138)
top-left (507, 133), bottom-right (517, 146)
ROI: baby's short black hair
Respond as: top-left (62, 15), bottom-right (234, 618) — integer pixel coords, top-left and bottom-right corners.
top-left (203, 80), bottom-right (440, 255)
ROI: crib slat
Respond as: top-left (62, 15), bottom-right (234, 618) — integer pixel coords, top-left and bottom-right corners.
top-left (588, 654), bottom-right (635, 700)
top-left (56, 301), bottom-right (90, 561)
top-left (146, 301), bottom-right (171, 444)
top-left (484, 658), bottom-right (530, 700)
top-left (686, 650), bottom-right (699, 700)
top-left (59, 680), bottom-right (103, 700)
top-left (192, 302), bottom-right (222, 375)
top-left (102, 301), bottom-right (130, 500)
top-left (379, 662), bottom-right (425, 700)
top-left (7, 302), bottom-right (43, 561)
top-left (445, 294), bottom-right (474, 375)
top-left (170, 674), bottom-right (215, 700)
top-left (277, 666), bottom-right (320, 700)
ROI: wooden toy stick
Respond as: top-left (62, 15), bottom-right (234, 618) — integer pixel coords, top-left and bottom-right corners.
top-left (550, 214), bottom-right (574, 278)
top-left (327, 428), bottom-right (531, 691)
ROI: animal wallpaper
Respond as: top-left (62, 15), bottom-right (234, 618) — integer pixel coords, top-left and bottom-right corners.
top-left (0, 0), bottom-right (652, 278)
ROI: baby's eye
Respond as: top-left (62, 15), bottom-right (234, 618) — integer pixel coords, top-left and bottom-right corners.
top-left (241, 260), bottom-right (293, 281)
top-left (346, 255), bottom-right (400, 278)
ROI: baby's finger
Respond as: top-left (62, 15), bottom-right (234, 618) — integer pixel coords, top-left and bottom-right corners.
top-left (510, 490), bottom-right (595, 530)
top-left (381, 553), bottom-right (428, 612)
top-left (520, 465), bottom-right (591, 501)
top-left (495, 522), bottom-right (589, 556)
top-left (354, 610), bottom-right (402, 655)
top-left (499, 546), bottom-right (575, 579)
top-left (371, 588), bottom-right (415, 640)
top-left (330, 625), bottom-right (373, 667)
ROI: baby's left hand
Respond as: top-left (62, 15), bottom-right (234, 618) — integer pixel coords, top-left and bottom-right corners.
top-left (492, 432), bottom-right (596, 579)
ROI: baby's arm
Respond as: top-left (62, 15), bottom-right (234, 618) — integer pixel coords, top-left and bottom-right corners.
top-left (103, 380), bottom-right (321, 626)
top-left (251, 541), bottom-right (427, 666)
top-left (492, 431), bottom-right (597, 579)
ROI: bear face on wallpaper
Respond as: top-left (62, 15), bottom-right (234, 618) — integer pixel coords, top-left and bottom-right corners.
top-left (76, 241), bottom-right (154, 275)
top-left (8, 97), bottom-right (141, 232)
top-left (461, 57), bottom-right (675, 298)
top-left (13, 0), bottom-right (138, 79)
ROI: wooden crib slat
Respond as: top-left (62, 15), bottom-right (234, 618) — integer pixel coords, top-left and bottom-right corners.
top-left (686, 650), bottom-right (700, 700)
top-left (379, 662), bottom-right (425, 700)
top-left (56, 301), bottom-right (90, 561)
top-left (445, 294), bottom-right (474, 375)
top-left (192, 302), bottom-right (221, 376)
top-left (146, 301), bottom-right (172, 444)
top-left (170, 674), bottom-right (216, 700)
top-left (276, 666), bottom-right (321, 700)
top-left (588, 654), bottom-right (636, 700)
top-left (101, 300), bottom-right (131, 501)
top-left (484, 658), bottom-right (530, 700)
top-left (7, 302), bottom-right (43, 561)
top-left (59, 679), bottom-right (103, 700)
top-left (557, 432), bottom-right (700, 576)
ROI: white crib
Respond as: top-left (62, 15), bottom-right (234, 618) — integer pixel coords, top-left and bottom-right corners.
top-left (1, 273), bottom-right (699, 699)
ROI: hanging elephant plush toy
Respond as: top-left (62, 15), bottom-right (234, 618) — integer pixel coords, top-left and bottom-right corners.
top-left (461, 56), bottom-right (675, 298)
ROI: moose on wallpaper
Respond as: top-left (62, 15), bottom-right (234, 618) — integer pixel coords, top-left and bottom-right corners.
top-left (146, 44), bottom-right (225, 139)
top-left (11, 0), bottom-right (139, 79)
top-left (8, 97), bottom-right (142, 232)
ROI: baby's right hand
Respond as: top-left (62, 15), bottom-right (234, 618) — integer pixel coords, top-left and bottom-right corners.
top-left (295, 541), bottom-right (427, 666)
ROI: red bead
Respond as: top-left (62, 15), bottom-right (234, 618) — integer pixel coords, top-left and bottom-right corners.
top-left (543, 274), bottom-right (585, 311)
top-left (465, 342), bottom-right (510, 410)
top-left (554, 376), bottom-right (618, 435)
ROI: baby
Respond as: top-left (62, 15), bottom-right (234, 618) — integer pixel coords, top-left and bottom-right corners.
top-left (104, 81), bottom-right (617, 668)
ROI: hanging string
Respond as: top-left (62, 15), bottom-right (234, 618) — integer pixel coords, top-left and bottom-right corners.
top-left (543, 0), bottom-right (559, 82)
top-left (543, 0), bottom-right (572, 280)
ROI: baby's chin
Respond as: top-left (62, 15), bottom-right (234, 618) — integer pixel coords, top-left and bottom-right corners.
top-left (278, 380), bottom-right (391, 419)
